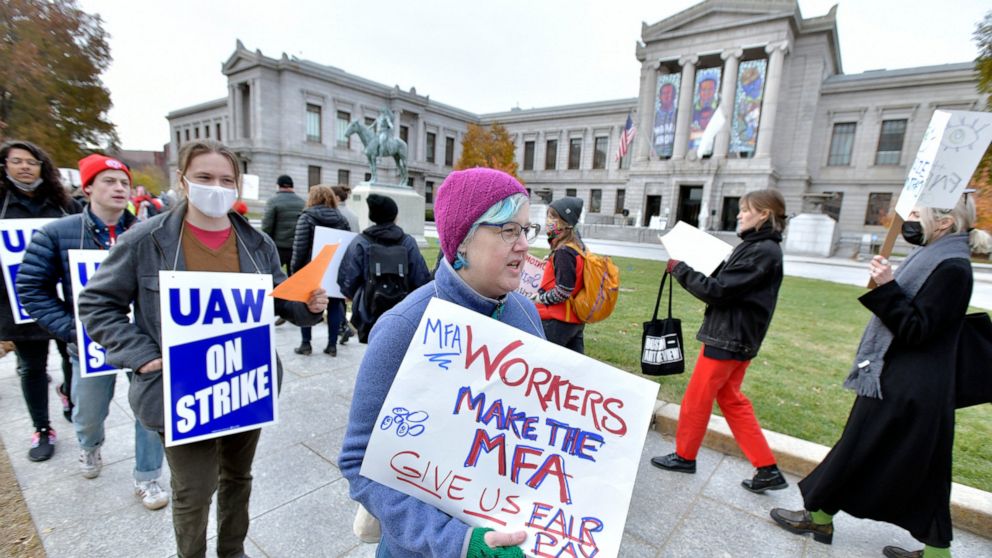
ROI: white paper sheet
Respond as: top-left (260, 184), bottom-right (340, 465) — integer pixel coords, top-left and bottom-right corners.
top-left (659, 221), bottom-right (734, 276)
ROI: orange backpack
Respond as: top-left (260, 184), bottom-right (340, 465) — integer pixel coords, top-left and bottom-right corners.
top-left (567, 246), bottom-right (620, 323)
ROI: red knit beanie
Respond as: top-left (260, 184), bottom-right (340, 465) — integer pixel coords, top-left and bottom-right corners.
top-left (78, 154), bottom-right (132, 189)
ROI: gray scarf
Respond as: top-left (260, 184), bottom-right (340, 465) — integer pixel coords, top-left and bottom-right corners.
top-left (843, 232), bottom-right (971, 399)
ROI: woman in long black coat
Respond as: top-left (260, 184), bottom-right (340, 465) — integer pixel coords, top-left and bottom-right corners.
top-left (771, 194), bottom-right (980, 558)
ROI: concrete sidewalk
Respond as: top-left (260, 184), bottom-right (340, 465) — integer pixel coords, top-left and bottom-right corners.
top-left (1, 325), bottom-right (989, 557)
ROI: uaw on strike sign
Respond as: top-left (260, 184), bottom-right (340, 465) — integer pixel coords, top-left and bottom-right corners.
top-left (362, 298), bottom-right (660, 558)
top-left (160, 271), bottom-right (277, 447)
top-left (0, 218), bottom-right (55, 324)
top-left (69, 250), bottom-right (128, 377)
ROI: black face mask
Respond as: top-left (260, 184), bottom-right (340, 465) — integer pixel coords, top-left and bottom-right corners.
top-left (901, 221), bottom-right (925, 246)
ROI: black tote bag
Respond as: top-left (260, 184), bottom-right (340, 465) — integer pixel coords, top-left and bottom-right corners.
top-left (641, 270), bottom-right (685, 376)
top-left (955, 312), bottom-right (992, 409)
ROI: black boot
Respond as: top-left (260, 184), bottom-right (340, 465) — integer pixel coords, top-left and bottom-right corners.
top-left (649, 452), bottom-right (696, 474)
top-left (339, 325), bottom-right (354, 345)
top-left (742, 464), bottom-right (788, 493)
top-left (770, 508), bottom-right (833, 544)
top-left (323, 344), bottom-right (337, 357)
top-left (294, 342), bottom-right (312, 356)
top-left (882, 547), bottom-right (924, 558)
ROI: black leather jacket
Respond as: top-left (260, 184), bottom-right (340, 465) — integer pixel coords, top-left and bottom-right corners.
top-left (670, 225), bottom-right (783, 359)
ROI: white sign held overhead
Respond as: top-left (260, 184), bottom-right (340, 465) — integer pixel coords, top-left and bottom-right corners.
top-left (895, 110), bottom-right (992, 219)
top-left (659, 221), bottom-right (734, 277)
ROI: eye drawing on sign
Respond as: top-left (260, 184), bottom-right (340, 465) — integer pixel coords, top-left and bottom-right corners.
top-left (380, 407), bottom-right (429, 437)
top-left (942, 116), bottom-right (989, 153)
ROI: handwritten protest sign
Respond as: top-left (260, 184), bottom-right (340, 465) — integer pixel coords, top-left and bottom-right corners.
top-left (160, 271), bottom-right (277, 447)
top-left (660, 221), bottom-right (733, 276)
top-left (895, 110), bottom-right (992, 219)
top-left (311, 226), bottom-right (358, 298)
top-left (69, 250), bottom-right (128, 377)
top-left (0, 218), bottom-right (56, 324)
top-left (516, 253), bottom-right (546, 298)
top-left (361, 298), bottom-right (659, 558)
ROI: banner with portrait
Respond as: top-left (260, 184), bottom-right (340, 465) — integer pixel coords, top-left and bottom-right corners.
top-left (361, 298), bottom-right (660, 558)
top-left (730, 59), bottom-right (767, 154)
top-left (688, 67), bottom-right (722, 152)
top-left (653, 74), bottom-right (681, 157)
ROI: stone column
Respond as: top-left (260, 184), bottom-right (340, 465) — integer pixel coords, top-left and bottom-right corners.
top-left (713, 48), bottom-right (743, 159)
top-left (755, 41), bottom-right (789, 159)
top-left (634, 61), bottom-right (657, 162)
top-left (672, 55), bottom-right (698, 159)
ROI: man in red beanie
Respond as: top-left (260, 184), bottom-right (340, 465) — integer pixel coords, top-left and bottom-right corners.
top-left (16, 153), bottom-right (169, 509)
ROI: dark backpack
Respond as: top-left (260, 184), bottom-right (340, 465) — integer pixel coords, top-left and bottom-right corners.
top-left (356, 235), bottom-right (410, 341)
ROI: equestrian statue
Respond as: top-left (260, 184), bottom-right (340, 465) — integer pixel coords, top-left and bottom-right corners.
top-left (344, 108), bottom-right (409, 186)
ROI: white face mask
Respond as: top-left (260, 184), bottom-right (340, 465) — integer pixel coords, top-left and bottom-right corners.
top-left (185, 178), bottom-right (237, 218)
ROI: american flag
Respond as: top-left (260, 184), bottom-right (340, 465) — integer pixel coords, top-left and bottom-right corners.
top-left (615, 112), bottom-right (636, 161)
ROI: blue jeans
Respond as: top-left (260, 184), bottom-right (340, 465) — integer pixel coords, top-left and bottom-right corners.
top-left (300, 298), bottom-right (345, 346)
top-left (70, 356), bottom-right (164, 481)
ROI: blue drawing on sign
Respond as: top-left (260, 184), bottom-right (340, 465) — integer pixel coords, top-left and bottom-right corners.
top-left (379, 407), bottom-right (428, 437)
top-left (424, 352), bottom-right (460, 370)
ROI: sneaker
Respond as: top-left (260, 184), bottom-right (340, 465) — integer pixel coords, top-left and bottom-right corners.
top-left (742, 464), bottom-right (788, 493)
top-left (28, 427), bottom-right (56, 462)
top-left (79, 448), bottom-right (103, 479)
top-left (135, 479), bottom-right (169, 510)
top-left (650, 452), bottom-right (696, 474)
top-left (275, 317), bottom-right (287, 326)
top-left (294, 342), bottom-right (312, 356)
top-left (339, 325), bottom-right (354, 345)
top-left (57, 383), bottom-right (73, 422)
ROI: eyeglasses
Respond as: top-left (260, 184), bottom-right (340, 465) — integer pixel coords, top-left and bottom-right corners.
top-left (6, 157), bottom-right (42, 167)
top-left (478, 221), bottom-right (541, 244)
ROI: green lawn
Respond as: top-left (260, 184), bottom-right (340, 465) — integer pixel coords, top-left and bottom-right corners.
top-left (418, 240), bottom-right (992, 492)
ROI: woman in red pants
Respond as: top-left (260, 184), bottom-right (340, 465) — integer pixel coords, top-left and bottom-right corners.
top-left (651, 189), bottom-right (788, 493)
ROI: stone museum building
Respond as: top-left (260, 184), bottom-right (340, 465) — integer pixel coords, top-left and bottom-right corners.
top-left (167, 0), bottom-right (986, 246)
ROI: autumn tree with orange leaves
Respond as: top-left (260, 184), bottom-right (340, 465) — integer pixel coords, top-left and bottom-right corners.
top-left (455, 123), bottom-right (521, 182)
top-left (973, 9), bottom-right (992, 230)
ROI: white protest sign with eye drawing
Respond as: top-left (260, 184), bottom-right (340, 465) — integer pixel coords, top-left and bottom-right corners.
top-left (895, 110), bottom-right (992, 219)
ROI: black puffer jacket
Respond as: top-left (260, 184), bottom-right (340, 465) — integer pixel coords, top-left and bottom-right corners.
top-left (0, 188), bottom-right (81, 340)
top-left (290, 205), bottom-right (351, 274)
top-left (670, 224), bottom-right (783, 359)
top-left (17, 208), bottom-right (137, 343)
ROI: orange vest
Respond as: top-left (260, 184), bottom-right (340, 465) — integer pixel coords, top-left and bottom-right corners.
top-left (536, 246), bottom-right (584, 324)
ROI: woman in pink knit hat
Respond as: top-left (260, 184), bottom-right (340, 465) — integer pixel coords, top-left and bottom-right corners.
top-left (339, 167), bottom-right (547, 557)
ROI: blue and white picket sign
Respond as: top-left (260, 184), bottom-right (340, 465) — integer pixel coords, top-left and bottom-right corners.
top-left (0, 218), bottom-right (56, 324)
top-left (160, 271), bottom-right (277, 447)
top-left (69, 250), bottom-right (129, 377)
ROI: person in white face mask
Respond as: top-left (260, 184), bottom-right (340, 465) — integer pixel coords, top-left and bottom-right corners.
top-left (78, 140), bottom-right (329, 558)
top-left (0, 140), bottom-right (81, 462)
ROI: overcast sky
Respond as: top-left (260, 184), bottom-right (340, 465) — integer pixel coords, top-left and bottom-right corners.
top-left (77, 0), bottom-right (989, 151)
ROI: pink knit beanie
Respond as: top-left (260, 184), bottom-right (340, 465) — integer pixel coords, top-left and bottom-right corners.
top-left (434, 168), bottom-right (528, 263)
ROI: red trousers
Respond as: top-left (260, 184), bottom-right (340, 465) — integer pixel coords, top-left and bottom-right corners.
top-left (675, 349), bottom-right (776, 467)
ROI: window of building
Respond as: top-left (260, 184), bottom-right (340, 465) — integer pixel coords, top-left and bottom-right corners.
top-left (445, 137), bottom-right (455, 166)
top-left (204, 125), bottom-right (210, 138)
top-left (400, 125), bottom-right (409, 144)
top-left (523, 141), bottom-right (535, 171)
top-left (216, 123), bottom-right (222, 141)
top-left (337, 169), bottom-right (350, 186)
top-left (407, 177), bottom-right (414, 188)
top-left (589, 189), bottom-right (602, 213)
top-left (720, 197), bottom-right (740, 231)
top-left (822, 191), bottom-right (843, 223)
top-left (425, 180), bottom-right (434, 203)
top-left (827, 122), bottom-right (856, 166)
top-left (306, 104), bottom-right (322, 142)
top-left (336, 111), bottom-right (350, 147)
top-left (308, 165), bottom-right (321, 188)
top-left (175, 131), bottom-right (181, 146)
top-left (615, 189), bottom-right (626, 214)
top-left (568, 138), bottom-right (582, 170)
top-left (534, 189), bottom-right (553, 204)
top-left (185, 129), bottom-right (190, 141)
top-left (593, 137), bottom-right (608, 169)
top-left (875, 119), bottom-right (907, 165)
top-left (864, 192), bottom-right (892, 226)
top-left (195, 127), bottom-right (200, 139)
top-left (566, 188), bottom-right (577, 198)
top-left (426, 132), bottom-right (436, 163)
top-left (545, 140), bottom-right (558, 170)
top-left (364, 172), bottom-right (372, 182)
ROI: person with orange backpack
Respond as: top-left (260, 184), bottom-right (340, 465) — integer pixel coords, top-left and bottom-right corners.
top-left (534, 197), bottom-right (589, 353)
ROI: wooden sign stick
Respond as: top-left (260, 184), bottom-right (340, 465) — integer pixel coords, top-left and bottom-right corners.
top-left (867, 214), bottom-right (904, 289)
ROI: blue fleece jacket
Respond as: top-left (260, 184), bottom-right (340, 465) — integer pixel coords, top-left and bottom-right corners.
top-left (338, 258), bottom-right (544, 558)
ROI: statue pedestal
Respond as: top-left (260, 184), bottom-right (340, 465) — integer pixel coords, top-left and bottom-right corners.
top-left (784, 213), bottom-right (839, 256)
top-left (351, 182), bottom-right (427, 247)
